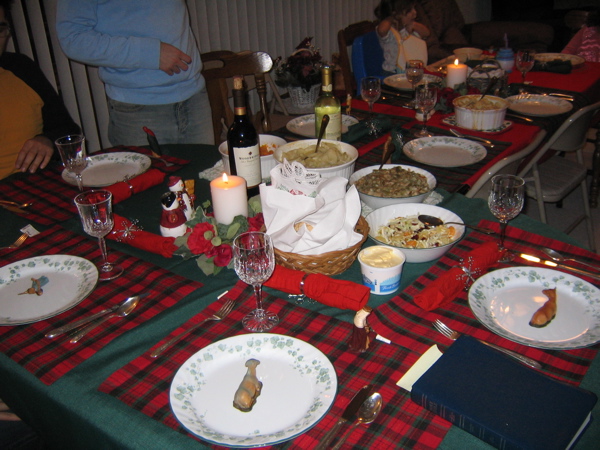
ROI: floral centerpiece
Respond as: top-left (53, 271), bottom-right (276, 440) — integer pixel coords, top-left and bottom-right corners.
top-left (174, 197), bottom-right (264, 276)
top-left (274, 37), bottom-right (323, 92)
top-left (435, 82), bottom-right (480, 114)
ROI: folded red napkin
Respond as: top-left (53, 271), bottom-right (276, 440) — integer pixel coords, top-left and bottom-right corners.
top-left (413, 241), bottom-right (501, 311)
top-left (264, 265), bottom-right (370, 310)
top-left (108, 214), bottom-right (178, 258)
top-left (106, 168), bottom-right (166, 203)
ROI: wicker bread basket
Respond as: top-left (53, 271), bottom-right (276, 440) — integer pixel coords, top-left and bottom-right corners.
top-left (274, 216), bottom-right (369, 275)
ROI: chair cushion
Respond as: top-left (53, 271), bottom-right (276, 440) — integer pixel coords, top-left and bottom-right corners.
top-left (525, 157), bottom-right (588, 203)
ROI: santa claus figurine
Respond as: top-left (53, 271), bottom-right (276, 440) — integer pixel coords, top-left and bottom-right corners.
top-left (168, 176), bottom-right (193, 220)
top-left (159, 191), bottom-right (188, 237)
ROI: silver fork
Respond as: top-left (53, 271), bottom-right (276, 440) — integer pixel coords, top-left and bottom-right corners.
top-left (150, 298), bottom-right (236, 358)
top-left (433, 319), bottom-right (542, 370)
top-left (0, 233), bottom-right (28, 250)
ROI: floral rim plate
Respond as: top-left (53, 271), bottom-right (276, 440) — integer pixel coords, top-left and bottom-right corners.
top-left (403, 136), bottom-right (487, 168)
top-left (170, 333), bottom-right (337, 448)
top-left (535, 53), bottom-right (585, 69)
top-left (468, 267), bottom-right (600, 349)
top-left (62, 152), bottom-right (151, 187)
top-left (505, 94), bottom-right (573, 117)
top-left (442, 115), bottom-right (513, 134)
top-left (383, 73), bottom-right (442, 91)
top-left (0, 255), bottom-right (98, 325)
top-left (286, 114), bottom-right (358, 137)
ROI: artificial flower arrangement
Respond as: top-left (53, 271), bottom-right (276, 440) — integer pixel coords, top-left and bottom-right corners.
top-left (434, 82), bottom-right (480, 114)
top-left (173, 197), bottom-right (264, 276)
top-left (274, 37), bottom-right (324, 92)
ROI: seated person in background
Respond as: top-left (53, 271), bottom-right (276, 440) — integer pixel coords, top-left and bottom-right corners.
top-left (375, 0), bottom-right (430, 75)
top-left (0, 0), bottom-right (80, 180)
top-left (562, 8), bottom-right (600, 63)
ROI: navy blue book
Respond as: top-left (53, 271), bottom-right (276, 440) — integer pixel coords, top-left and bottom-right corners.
top-left (411, 336), bottom-right (597, 450)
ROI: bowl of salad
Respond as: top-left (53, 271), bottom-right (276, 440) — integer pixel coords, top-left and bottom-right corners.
top-left (348, 164), bottom-right (436, 209)
top-left (365, 203), bottom-right (465, 263)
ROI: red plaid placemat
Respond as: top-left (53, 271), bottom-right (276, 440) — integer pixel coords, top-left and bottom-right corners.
top-left (1, 146), bottom-right (188, 226)
top-left (0, 225), bottom-right (202, 385)
top-left (370, 220), bottom-right (600, 387)
top-left (99, 280), bottom-right (452, 449)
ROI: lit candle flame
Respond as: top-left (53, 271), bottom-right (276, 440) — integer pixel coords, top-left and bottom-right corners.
top-left (222, 173), bottom-right (229, 183)
top-left (454, 58), bottom-right (459, 65)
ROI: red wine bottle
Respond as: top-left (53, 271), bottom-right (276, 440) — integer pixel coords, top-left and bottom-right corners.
top-left (227, 76), bottom-right (261, 198)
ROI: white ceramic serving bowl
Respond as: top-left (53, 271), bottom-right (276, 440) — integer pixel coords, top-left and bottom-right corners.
top-left (273, 139), bottom-right (359, 180)
top-left (365, 203), bottom-right (465, 263)
top-left (348, 164), bottom-right (436, 209)
top-left (452, 95), bottom-right (508, 132)
top-left (218, 134), bottom-right (287, 179)
top-left (453, 47), bottom-right (483, 63)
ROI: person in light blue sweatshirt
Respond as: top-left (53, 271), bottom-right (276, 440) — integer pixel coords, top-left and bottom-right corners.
top-left (56, 0), bottom-right (214, 146)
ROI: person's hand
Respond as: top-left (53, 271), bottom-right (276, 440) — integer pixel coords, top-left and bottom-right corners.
top-left (14, 135), bottom-right (54, 174)
top-left (159, 42), bottom-right (191, 76)
top-left (0, 399), bottom-right (21, 421)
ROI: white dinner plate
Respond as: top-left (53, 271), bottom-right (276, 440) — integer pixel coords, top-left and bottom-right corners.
top-left (0, 255), bottom-right (98, 325)
top-left (403, 136), bottom-right (487, 168)
top-left (535, 53), bottom-right (585, 69)
top-left (62, 152), bottom-right (151, 187)
top-left (170, 333), bottom-right (337, 447)
top-left (506, 94), bottom-right (573, 117)
top-left (286, 114), bottom-right (358, 137)
top-left (468, 267), bottom-right (600, 350)
top-left (383, 73), bottom-right (442, 91)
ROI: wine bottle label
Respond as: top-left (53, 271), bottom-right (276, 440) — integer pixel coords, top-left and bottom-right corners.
top-left (232, 145), bottom-right (261, 187)
top-left (324, 111), bottom-right (342, 140)
top-left (322, 83), bottom-right (333, 93)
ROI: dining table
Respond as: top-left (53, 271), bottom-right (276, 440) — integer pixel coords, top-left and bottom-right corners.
top-left (1, 67), bottom-right (600, 449)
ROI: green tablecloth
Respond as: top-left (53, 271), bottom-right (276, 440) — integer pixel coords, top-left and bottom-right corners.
top-left (0, 144), bottom-right (598, 449)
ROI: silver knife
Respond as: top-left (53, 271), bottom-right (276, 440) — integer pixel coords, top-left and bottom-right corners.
top-left (45, 305), bottom-right (122, 338)
top-left (314, 384), bottom-right (373, 450)
top-left (517, 253), bottom-right (600, 282)
top-left (506, 113), bottom-right (534, 123)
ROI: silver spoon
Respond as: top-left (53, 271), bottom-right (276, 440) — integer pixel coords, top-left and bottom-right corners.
top-left (418, 214), bottom-right (496, 235)
top-left (540, 247), bottom-right (600, 272)
top-left (450, 129), bottom-right (494, 148)
top-left (331, 392), bottom-right (383, 450)
top-left (314, 114), bottom-right (329, 153)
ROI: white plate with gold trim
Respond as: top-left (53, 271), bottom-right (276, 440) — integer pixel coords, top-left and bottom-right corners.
top-left (286, 114), bottom-right (358, 137)
top-left (403, 136), bottom-right (487, 168)
top-left (62, 152), bottom-right (151, 187)
top-left (506, 94), bottom-right (573, 117)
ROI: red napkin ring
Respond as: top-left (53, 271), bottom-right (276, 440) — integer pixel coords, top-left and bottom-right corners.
top-left (108, 214), bottom-right (177, 258)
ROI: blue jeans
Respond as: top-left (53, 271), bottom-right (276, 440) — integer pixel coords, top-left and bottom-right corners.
top-left (107, 89), bottom-right (214, 146)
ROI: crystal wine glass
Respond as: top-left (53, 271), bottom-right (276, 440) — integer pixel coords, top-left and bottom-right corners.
top-left (515, 49), bottom-right (536, 84)
top-left (360, 76), bottom-right (382, 135)
top-left (405, 59), bottom-right (424, 108)
top-left (414, 83), bottom-right (437, 137)
top-left (233, 231), bottom-right (278, 332)
top-left (488, 175), bottom-right (525, 262)
top-left (56, 134), bottom-right (87, 191)
top-left (75, 190), bottom-right (124, 281)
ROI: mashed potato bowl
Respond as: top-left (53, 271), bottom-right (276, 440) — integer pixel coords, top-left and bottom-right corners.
top-left (219, 134), bottom-right (286, 179)
top-left (365, 203), bottom-right (465, 263)
top-left (348, 164), bottom-right (436, 209)
top-left (453, 95), bottom-right (508, 132)
top-left (274, 139), bottom-right (358, 179)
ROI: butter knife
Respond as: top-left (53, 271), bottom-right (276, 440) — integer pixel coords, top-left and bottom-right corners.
top-left (314, 384), bottom-right (373, 450)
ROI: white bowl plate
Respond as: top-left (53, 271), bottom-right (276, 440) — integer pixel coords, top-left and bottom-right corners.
top-left (62, 152), bottom-right (151, 187)
top-left (506, 94), bottom-right (573, 117)
top-left (403, 137), bottom-right (487, 168)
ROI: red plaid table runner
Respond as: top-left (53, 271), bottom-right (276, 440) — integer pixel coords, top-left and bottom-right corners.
top-left (0, 146), bottom-right (188, 226)
top-left (0, 225), bottom-right (202, 385)
top-left (370, 220), bottom-right (600, 387)
top-left (99, 280), bottom-right (452, 449)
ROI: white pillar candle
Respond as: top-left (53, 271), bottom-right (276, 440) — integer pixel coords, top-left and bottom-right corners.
top-left (446, 59), bottom-right (468, 90)
top-left (210, 173), bottom-right (248, 225)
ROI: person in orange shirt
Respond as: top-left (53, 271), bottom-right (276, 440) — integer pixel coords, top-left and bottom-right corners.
top-left (0, 0), bottom-right (79, 179)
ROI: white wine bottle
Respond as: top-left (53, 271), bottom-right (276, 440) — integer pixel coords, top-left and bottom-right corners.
top-left (314, 65), bottom-right (342, 141)
top-left (227, 76), bottom-right (261, 197)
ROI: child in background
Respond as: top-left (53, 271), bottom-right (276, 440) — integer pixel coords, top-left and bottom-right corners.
top-left (375, 0), bottom-right (430, 75)
top-left (562, 8), bottom-right (600, 63)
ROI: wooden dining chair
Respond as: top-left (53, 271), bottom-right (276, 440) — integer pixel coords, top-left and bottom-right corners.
top-left (201, 51), bottom-right (274, 145)
top-left (337, 20), bottom-right (378, 97)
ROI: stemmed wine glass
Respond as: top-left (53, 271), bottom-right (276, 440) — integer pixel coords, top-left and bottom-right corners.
top-left (56, 134), bottom-right (87, 191)
top-left (515, 49), bottom-right (536, 84)
top-left (233, 231), bottom-right (278, 332)
top-left (360, 76), bottom-right (382, 135)
top-left (488, 175), bottom-right (525, 262)
top-left (75, 190), bottom-right (124, 281)
top-left (414, 83), bottom-right (437, 137)
top-left (405, 59), bottom-right (424, 108)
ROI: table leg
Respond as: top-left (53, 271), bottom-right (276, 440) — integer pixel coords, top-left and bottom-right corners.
top-left (590, 127), bottom-right (600, 208)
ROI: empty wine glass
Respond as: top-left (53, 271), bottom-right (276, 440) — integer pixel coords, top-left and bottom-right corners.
top-left (360, 76), bottom-right (382, 135)
top-left (405, 59), bottom-right (424, 108)
top-left (75, 190), bottom-right (123, 281)
top-left (515, 49), bottom-right (536, 84)
top-left (233, 231), bottom-right (278, 332)
top-left (56, 134), bottom-right (87, 191)
top-left (414, 83), bottom-right (437, 137)
top-left (488, 175), bottom-right (525, 262)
